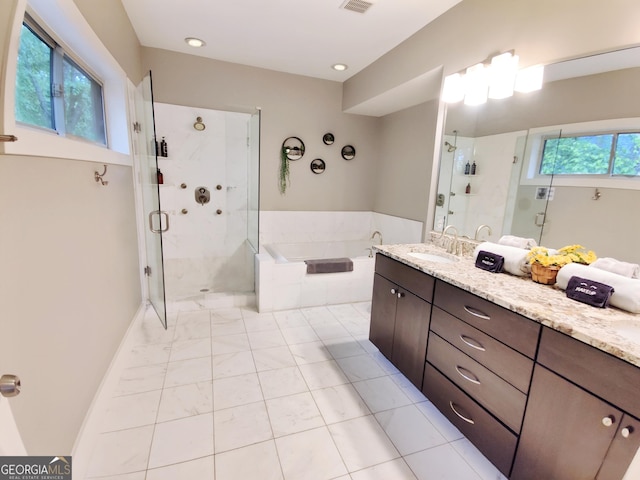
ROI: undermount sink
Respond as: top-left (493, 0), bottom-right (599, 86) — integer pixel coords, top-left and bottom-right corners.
top-left (612, 320), bottom-right (640, 343)
top-left (407, 252), bottom-right (459, 264)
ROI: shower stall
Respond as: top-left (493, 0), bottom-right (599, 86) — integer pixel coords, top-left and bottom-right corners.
top-left (152, 103), bottom-right (260, 302)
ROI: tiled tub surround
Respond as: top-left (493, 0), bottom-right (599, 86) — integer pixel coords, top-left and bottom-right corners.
top-left (154, 103), bottom-right (255, 301)
top-left (374, 242), bottom-right (640, 369)
top-left (256, 212), bottom-right (423, 312)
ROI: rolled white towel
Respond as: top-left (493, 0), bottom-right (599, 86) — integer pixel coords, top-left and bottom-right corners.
top-left (498, 235), bottom-right (538, 250)
top-left (556, 263), bottom-right (640, 313)
top-left (590, 257), bottom-right (640, 279)
top-left (474, 242), bottom-right (531, 277)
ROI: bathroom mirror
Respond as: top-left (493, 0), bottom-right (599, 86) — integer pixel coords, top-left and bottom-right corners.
top-left (341, 145), bottom-right (356, 160)
top-left (434, 46), bottom-right (640, 263)
top-left (310, 158), bottom-right (326, 174)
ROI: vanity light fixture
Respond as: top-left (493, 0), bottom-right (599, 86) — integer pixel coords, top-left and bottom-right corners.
top-left (443, 52), bottom-right (544, 104)
top-left (463, 63), bottom-right (489, 106)
top-left (442, 73), bottom-right (465, 103)
top-left (185, 37), bottom-right (206, 48)
top-left (332, 63), bottom-right (348, 71)
top-left (488, 51), bottom-right (519, 99)
top-left (515, 64), bottom-right (544, 93)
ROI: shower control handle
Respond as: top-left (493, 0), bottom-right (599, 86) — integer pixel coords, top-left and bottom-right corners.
top-left (195, 186), bottom-right (211, 205)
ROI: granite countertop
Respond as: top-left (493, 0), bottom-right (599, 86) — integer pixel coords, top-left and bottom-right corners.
top-left (374, 242), bottom-right (640, 368)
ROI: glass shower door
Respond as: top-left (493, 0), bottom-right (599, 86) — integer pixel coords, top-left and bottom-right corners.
top-left (136, 72), bottom-right (167, 328)
top-left (247, 108), bottom-right (261, 253)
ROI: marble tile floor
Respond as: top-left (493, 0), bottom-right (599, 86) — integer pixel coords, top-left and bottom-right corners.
top-left (85, 300), bottom-right (507, 480)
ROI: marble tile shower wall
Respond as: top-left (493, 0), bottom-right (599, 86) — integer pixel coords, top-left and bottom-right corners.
top-left (259, 211), bottom-right (424, 248)
top-left (154, 103), bottom-right (254, 301)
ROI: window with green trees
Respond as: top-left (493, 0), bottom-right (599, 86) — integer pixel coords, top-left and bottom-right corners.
top-left (540, 132), bottom-right (640, 176)
top-left (15, 16), bottom-right (106, 145)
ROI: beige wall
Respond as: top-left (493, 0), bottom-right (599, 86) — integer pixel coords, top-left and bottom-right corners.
top-left (375, 101), bottom-right (440, 221)
top-left (142, 47), bottom-right (380, 212)
top-left (344, 0), bottom-right (640, 112)
top-left (73, 0), bottom-right (143, 82)
top-left (0, 0), bottom-right (142, 454)
top-left (0, 156), bottom-right (142, 453)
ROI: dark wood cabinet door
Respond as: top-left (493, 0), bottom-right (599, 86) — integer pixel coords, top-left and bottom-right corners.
top-left (369, 273), bottom-right (397, 359)
top-left (512, 365), bottom-right (620, 480)
top-left (597, 414), bottom-right (640, 480)
top-left (391, 290), bottom-right (431, 387)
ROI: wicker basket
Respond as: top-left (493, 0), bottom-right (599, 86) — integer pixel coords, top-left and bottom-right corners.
top-left (531, 263), bottom-right (560, 285)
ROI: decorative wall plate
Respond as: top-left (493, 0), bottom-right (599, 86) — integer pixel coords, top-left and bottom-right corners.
top-left (310, 158), bottom-right (326, 174)
top-left (323, 133), bottom-right (335, 145)
top-left (341, 145), bottom-right (356, 160)
top-left (282, 136), bottom-right (305, 160)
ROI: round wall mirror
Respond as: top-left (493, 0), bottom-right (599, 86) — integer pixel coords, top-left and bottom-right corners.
top-left (282, 136), bottom-right (305, 160)
top-left (341, 145), bottom-right (356, 160)
top-left (323, 133), bottom-right (335, 145)
top-left (310, 158), bottom-right (326, 174)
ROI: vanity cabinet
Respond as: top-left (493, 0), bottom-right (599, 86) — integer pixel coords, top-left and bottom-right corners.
top-left (369, 254), bottom-right (434, 387)
top-left (422, 280), bottom-right (540, 476)
top-left (511, 327), bottom-right (640, 480)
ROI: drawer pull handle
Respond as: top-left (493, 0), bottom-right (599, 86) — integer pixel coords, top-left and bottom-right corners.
top-left (621, 426), bottom-right (634, 438)
top-left (463, 305), bottom-right (491, 320)
top-left (449, 401), bottom-right (475, 425)
top-left (456, 365), bottom-right (481, 385)
top-left (460, 335), bottom-right (486, 351)
top-left (391, 288), bottom-right (397, 295)
top-left (397, 292), bottom-right (405, 299)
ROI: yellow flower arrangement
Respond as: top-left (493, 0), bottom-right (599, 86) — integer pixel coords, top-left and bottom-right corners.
top-left (527, 244), bottom-right (597, 268)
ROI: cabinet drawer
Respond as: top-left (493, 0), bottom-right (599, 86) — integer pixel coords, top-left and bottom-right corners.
top-left (422, 363), bottom-right (517, 476)
top-left (538, 327), bottom-right (640, 419)
top-left (375, 254), bottom-right (434, 302)
top-left (434, 280), bottom-right (540, 358)
top-left (430, 306), bottom-right (534, 393)
top-left (427, 333), bottom-right (526, 433)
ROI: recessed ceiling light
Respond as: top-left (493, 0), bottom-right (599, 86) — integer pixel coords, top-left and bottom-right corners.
top-left (332, 63), bottom-right (348, 71)
top-left (185, 37), bottom-right (206, 48)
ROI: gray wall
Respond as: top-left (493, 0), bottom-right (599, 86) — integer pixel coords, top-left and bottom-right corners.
top-left (142, 47), bottom-right (380, 212)
top-left (344, 0), bottom-right (640, 112)
top-left (0, 0), bottom-right (142, 454)
top-left (375, 101), bottom-right (440, 221)
top-left (73, 0), bottom-right (143, 82)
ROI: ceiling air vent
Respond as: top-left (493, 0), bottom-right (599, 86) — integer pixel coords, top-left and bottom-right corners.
top-left (340, 0), bottom-right (374, 14)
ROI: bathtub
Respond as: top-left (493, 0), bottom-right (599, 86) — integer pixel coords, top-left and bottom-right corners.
top-left (256, 240), bottom-right (376, 312)
top-left (265, 240), bottom-right (374, 263)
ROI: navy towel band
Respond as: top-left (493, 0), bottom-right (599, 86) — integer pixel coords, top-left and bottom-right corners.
top-left (566, 275), bottom-right (615, 308)
top-left (475, 251), bottom-right (505, 273)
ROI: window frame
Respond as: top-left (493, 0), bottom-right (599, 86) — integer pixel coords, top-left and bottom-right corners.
top-left (538, 129), bottom-right (640, 178)
top-left (16, 13), bottom-right (108, 147)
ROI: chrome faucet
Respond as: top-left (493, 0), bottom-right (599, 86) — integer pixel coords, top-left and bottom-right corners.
top-left (474, 224), bottom-right (492, 241)
top-left (371, 231), bottom-right (383, 245)
top-left (440, 225), bottom-right (459, 254)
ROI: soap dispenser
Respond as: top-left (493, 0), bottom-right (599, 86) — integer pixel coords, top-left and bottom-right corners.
top-left (471, 161), bottom-right (477, 175)
top-left (464, 160), bottom-right (471, 175)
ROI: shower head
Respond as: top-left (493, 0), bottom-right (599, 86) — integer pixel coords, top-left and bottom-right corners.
top-left (444, 141), bottom-right (457, 153)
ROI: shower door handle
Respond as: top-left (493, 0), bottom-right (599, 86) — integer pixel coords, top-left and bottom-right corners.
top-left (148, 210), bottom-right (170, 233)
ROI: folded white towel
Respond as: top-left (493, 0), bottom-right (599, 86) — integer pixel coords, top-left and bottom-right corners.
top-left (556, 263), bottom-right (640, 313)
top-left (474, 242), bottom-right (531, 277)
top-left (590, 257), bottom-right (640, 279)
top-left (498, 235), bottom-right (538, 250)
